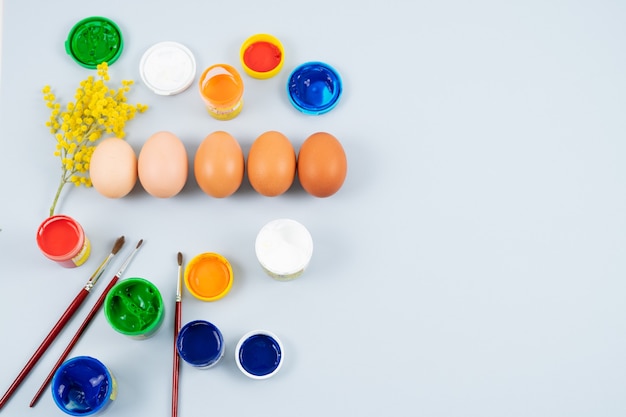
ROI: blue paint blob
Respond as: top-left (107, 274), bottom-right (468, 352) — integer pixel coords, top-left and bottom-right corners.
top-left (51, 356), bottom-right (114, 416)
top-left (238, 334), bottom-right (282, 377)
top-left (176, 320), bottom-right (224, 368)
top-left (287, 61), bottom-right (342, 115)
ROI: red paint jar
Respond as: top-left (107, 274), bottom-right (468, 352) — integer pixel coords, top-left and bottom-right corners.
top-left (36, 215), bottom-right (91, 267)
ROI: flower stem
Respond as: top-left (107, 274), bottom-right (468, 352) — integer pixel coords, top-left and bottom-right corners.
top-left (49, 177), bottom-right (67, 217)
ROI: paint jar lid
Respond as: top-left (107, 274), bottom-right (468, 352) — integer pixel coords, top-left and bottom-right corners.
top-left (240, 33), bottom-right (285, 79)
top-left (184, 253), bottom-right (234, 301)
top-left (286, 61), bottom-right (342, 115)
top-left (51, 356), bottom-right (116, 416)
top-left (235, 330), bottom-right (284, 379)
top-left (65, 16), bottom-right (124, 69)
top-left (140, 41), bottom-right (197, 95)
top-left (255, 219), bottom-right (313, 280)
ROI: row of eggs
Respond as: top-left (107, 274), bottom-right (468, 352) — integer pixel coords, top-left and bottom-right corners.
top-left (89, 131), bottom-right (347, 199)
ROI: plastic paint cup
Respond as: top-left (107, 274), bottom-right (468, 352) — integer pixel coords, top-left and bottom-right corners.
top-left (184, 252), bottom-right (234, 301)
top-left (287, 61), bottom-right (343, 115)
top-left (103, 278), bottom-right (165, 339)
top-left (176, 320), bottom-right (224, 369)
top-left (235, 330), bottom-right (284, 379)
top-left (36, 215), bottom-right (91, 268)
top-left (65, 16), bottom-right (124, 69)
top-left (198, 64), bottom-right (244, 120)
top-left (240, 34), bottom-right (284, 79)
top-left (140, 41), bottom-right (197, 95)
top-left (255, 219), bottom-right (313, 281)
top-left (51, 356), bottom-right (117, 416)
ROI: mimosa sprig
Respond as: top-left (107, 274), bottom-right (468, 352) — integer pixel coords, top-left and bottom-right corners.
top-left (42, 62), bottom-right (147, 216)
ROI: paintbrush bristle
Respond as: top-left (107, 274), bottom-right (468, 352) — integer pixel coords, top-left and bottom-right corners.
top-left (111, 236), bottom-right (125, 255)
top-left (136, 239), bottom-right (144, 249)
top-left (177, 252), bottom-right (183, 266)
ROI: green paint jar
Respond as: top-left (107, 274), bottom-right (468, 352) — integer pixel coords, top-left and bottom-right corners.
top-left (103, 278), bottom-right (164, 339)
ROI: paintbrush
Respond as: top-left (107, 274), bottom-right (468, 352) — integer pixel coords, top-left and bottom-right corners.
top-left (0, 235), bottom-right (125, 411)
top-left (29, 238), bottom-right (144, 407)
top-left (172, 252), bottom-right (183, 417)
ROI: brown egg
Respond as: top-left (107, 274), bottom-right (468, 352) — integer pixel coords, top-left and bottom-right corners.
top-left (138, 131), bottom-right (188, 198)
top-left (247, 131), bottom-right (296, 196)
top-left (194, 131), bottom-right (244, 197)
top-left (297, 132), bottom-right (347, 197)
top-left (89, 138), bottom-right (137, 198)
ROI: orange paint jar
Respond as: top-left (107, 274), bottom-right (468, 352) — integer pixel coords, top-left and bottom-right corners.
top-left (184, 253), bottom-right (233, 301)
top-left (36, 215), bottom-right (91, 267)
top-left (198, 64), bottom-right (244, 120)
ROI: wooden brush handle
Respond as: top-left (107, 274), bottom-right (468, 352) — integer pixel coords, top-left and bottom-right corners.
top-left (0, 288), bottom-right (89, 410)
top-left (30, 277), bottom-right (120, 407)
top-left (172, 301), bottom-right (182, 417)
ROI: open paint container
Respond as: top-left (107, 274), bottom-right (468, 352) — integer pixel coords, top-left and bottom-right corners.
top-left (235, 330), bottom-right (284, 379)
top-left (51, 356), bottom-right (117, 415)
top-left (65, 16), bottom-right (123, 69)
top-left (103, 278), bottom-right (165, 339)
top-left (240, 33), bottom-right (284, 79)
top-left (184, 252), bottom-right (234, 301)
top-left (36, 215), bottom-right (91, 267)
top-left (255, 218), bottom-right (313, 280)
top-left (139, 41), bottom-right (197, 95)
top-left (176, 320), bottom-right (224, 369)
top-left (198, 64), bottom-right (244, 120)
top-left (286, 61), bottom-right (343, 115)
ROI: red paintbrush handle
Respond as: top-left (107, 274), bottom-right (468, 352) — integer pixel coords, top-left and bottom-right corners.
top-left (172, 301), bottom-right (182, 417)
top-left (0, 288), bottom-right (90, 410)
top-left (30, 277), bottom-right (120, 407)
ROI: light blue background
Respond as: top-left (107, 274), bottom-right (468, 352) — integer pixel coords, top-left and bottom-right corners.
top-left (1, 1), bottom-right (626, 416)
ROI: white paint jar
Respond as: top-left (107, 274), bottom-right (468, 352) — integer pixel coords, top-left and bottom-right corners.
top-left (255, 219), bottom-right (313, 281)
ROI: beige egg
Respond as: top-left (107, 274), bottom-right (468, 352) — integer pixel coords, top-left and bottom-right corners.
top-left (89, 138), bottom-right (137, 198)
top-left (138, 131), bottom-right (188, 198)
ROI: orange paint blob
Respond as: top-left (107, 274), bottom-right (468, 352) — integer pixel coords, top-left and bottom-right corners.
top-left (184, 253), bottom-right (233, 301)
top-left (202, 73), bottom-right (240, 103)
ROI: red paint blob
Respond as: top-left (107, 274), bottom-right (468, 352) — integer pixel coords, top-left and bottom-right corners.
top-left (243, 41), bottom-right (282, 73)
top-left (37, 216), bottom-right (81, 257)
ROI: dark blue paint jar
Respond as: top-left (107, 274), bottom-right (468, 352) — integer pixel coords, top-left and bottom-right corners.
top-left (176, 320), bottom-right (224, 369)
top-left (51, 356), bottom-right (116, 416)
top-left (287, 61), bottom-right (342, 115)
top-left (235, 330), bottom-right (284, 379)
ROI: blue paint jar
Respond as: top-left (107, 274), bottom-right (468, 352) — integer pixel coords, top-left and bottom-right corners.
top-left (235, 330), bottom-right (284, 379)
top-left (176, 320), bottom-right (224, 369)
top-left (286, 61), bottom-right (343, 115)
top-left (51, 356), bottom-right (117, 416)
